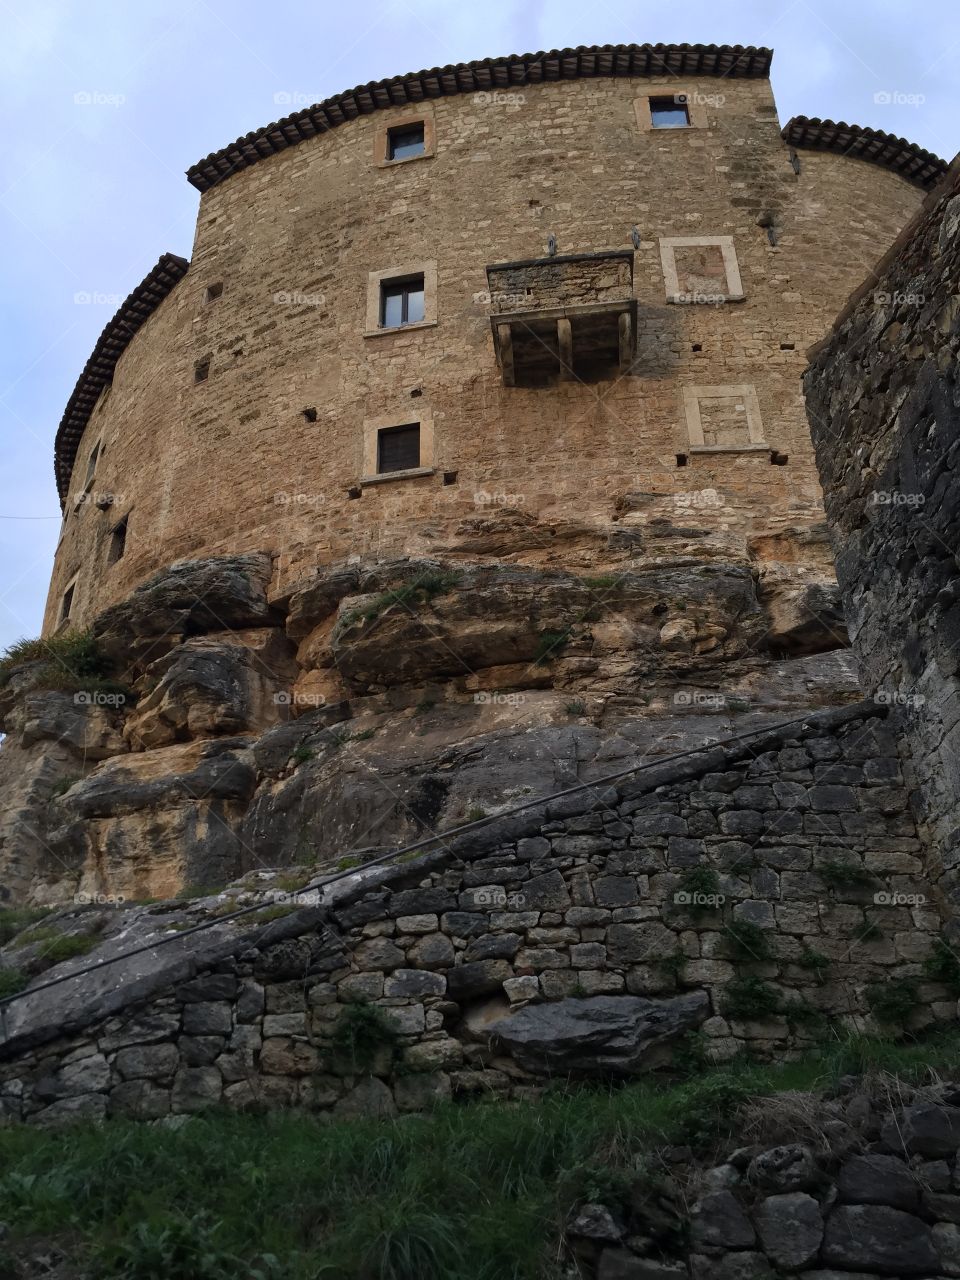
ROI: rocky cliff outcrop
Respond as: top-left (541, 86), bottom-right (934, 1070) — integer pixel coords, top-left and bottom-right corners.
top-left (0, 531), bottom-right (857, 907)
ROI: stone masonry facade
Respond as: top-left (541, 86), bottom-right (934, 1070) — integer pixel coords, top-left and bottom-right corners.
top-left (45, 48), bottom-right (932, 633)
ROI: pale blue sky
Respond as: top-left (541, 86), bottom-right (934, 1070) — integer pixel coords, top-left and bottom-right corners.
top-left (1, 0), bottom-right (956, 653)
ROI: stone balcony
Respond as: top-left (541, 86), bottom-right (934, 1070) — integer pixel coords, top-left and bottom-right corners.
top-left (485, 250), bottom-right (636, 386)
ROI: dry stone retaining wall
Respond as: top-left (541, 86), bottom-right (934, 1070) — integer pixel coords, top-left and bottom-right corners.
top-left (1, 701), bottom-right (951, 1127)
top-left (804, 159), bottom-right (960, 892)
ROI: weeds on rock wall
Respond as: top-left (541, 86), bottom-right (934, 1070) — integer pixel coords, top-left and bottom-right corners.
top-left (866, 979), bottom-right (920, 1026)
top-left (723, 920), bottom-right (771, 960)
top-left (343, 572), bottom-right (460, 626)
top-left (923, 936), bottom-right (960, 992)
top-left (0, 629), bottom-right (125, 697)
top-left (0, 908), bottom-right (52, 945)
top-left (818, 857), bottom-right (875, 890)
top-left (326, 1000), bottom-right (400, 1074)
top-left (723, 975), bottom-right (780, 1020)
top-left (0, 967), bottom-right (28, 998)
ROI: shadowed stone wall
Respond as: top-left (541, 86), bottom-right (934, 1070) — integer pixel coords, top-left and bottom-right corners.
top-left (804, 158), bottom-right (960, 898)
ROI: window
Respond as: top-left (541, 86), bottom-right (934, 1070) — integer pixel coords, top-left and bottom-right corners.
top-left (204, 282), bottom-right (223, 303)
top-left (377, 424), bottom-right (420, 474)
top-left (387, 123), bottom-right (425, 161)
top-left (362, 409), bottom-right (434, 481)
top-left (375, 114), bottom-right (435, 167)
top-left (380, 276), bottom-right (425, 329)
top-left (84, 441), bottom-right (100, 488)
top-left (60, 582), bottom-right (75, 625)
top-left (366, 262), bottom-right (437, 335)
top-left (108, 515), bottom-right (128, 564)
top-left (195, 357), bottom-right (211, 383)
top-left (649, 97), bottom-right (690, 129)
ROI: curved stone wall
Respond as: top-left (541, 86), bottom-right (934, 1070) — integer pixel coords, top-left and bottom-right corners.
top-left (44, 68), bottom-right (926, 633)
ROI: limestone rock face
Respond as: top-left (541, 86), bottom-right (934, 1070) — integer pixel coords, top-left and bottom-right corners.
top-left (93, 553), bottom-right (276, 661)
top-left (0, 545), bottom-right (863, 904)
top-left (39, 739), bottom-right (257, 902)
top-left (11, 691), bottom-right (126, 760)
top-left (124, 633), bottom-right (293, 750)
top-left (327, 560), bottom-right (767, 691)
top-left (489, 991), bottom-right (709, 1075)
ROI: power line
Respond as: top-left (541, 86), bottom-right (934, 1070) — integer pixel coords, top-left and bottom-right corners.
top-left (0, 707), bottom-right (854, 1016)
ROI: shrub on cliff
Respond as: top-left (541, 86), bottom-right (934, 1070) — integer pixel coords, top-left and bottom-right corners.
top-left (0, 628), bottom-right (121, 695)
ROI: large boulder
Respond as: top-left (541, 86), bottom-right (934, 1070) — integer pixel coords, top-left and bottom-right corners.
top-left (753, 1192), bottom-right (823, 1270)
top-left (39, 739), bottom-right (257, 900)
top-left (489, 992), bottom-right (709, 1075)
top-left (821, 1204), bottom-right (939, 1275)
top-left (881, 1102), bottom-right (960, 1157)
top-left (93, 554), bottom-right (276, 661)
top-left (11, 691), bottom-right (126, 760)
top-left (837, 1153), bottom-right (920, 1211)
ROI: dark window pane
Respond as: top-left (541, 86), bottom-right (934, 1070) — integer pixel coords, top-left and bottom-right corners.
top-left (388, 124), bottom-right (425, 160)
top-left (650, 98), bottom-right (690, 129)
top-left (380, 275), bottom-right (426, 327)
top-left (377, 424), bottom-right (420, 473)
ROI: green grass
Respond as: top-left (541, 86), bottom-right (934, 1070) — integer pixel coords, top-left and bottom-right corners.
top-left (797, 945), bottom-right (831, 983)
top-left (533, 630), bottom-right (571, 665)
top-left (866, 979), bottom-right (920, 1026)
top-left (0, 629), bottom-right (116, 693)
top-left (326, 1002), bottom-right (400, 1073)
top-left (923, 937), bottom-right (960, 992)
top-left (0, 967), bottom-right (29, 999)
top-left (723, 975), bottom-right (780, 1020)
top-left (723, 920), bottom-right (771, 961)
top-left (248, 906), bottom-right (299, 926)
top-left (343, 572), bottom-right (460, 627)
top-left (175, 885), bottom-right (221, 902)
top-left (15, 930), bottom-right (98, 966)
top-left (0, 1030), bottom-right (957, 1278)
top-left (0, 907), bottom-right (53, 946)
top-left (50, 775), bottom-right (82, 799)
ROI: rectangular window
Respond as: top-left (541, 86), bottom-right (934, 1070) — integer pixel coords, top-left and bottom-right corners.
top-left (195, 357), bottom-right (211, 383)
top-left (650, 97), bottom-right (690, 129)
top-left (108, 515), bottom-right (128, 564)
top-left (387, 122), bottom-right (425, 161)
top-left (377, 423), bottom-right (420, 474)
top-left (84, 441), bottom-right (100, 487)
top-left (380, 275), bottom-right (425, 328)
top-left (204, 282), bottom-right (223, 303)
top-left (60, 582), bottom-right (75, 625)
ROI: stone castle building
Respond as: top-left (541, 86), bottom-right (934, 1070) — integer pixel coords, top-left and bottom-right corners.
top-left (0, 45), bottom-right (956, 1154)
top-left (46, 42), bottom-right (943, 633)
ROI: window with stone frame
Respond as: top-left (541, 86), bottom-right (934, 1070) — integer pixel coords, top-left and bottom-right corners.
top-left (377, 423), bottom-right (421, 474)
